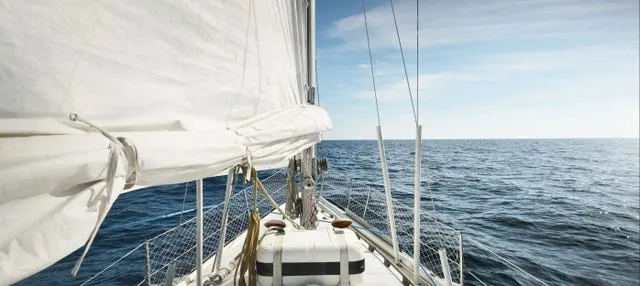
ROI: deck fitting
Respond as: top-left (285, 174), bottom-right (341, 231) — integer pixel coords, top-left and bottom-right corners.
top-left (383, 258), bottom-right (391, 267)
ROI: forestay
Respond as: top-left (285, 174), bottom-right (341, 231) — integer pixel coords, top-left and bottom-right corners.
top-left (0, 1), bottom-right (331, 284)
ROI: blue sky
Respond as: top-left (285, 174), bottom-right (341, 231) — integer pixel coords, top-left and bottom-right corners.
top-left (315, 0), bottom-right (639, 139)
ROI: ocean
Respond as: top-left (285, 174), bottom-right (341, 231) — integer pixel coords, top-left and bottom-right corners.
top-left (19, 139), bottom-right (640, 285)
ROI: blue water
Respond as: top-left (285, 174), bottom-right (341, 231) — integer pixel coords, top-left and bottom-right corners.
top-left (20, 139), bottom-right (640, 285)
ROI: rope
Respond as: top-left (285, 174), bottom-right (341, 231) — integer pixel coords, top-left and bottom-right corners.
top-left (467, 237), bottom-right (550, 286)
top-left (468, 271), bottom-right (489, 286)
top-left (80, 243), bottom-right (145, 286)
top-left (178, 181), bottom-right (190, 225)
top-left (68, 113), bottom-right (140, 276)
top-left (235, 191), bottom-right (261, 286)
top-left (235, 167), bottom-right (300, 284)
top-left (211, 253), bottom-right (243, 285)
top-left (68, 113), bottom-right (140, 188)
top-left (101, 205), bottom-right (216, 232)
top-left (361, 0), bottom-right (382, 126)
top-left (243, 167), bottom-right (301, 229)
top-left (388, 0), bottom-right (418, 127)
top-left (285, 159), bottom-right (298, 218)
top-left (419, 264), bottom-right (438, 286)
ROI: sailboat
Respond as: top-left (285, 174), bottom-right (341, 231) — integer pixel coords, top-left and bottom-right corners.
top-left (1, 1), bottom-right (549, 285)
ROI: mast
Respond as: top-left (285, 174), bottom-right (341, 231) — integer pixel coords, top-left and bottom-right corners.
top-left (307, 0), bottom-right (316, 106)
top-left (301, 0), bottom-right (318, 230)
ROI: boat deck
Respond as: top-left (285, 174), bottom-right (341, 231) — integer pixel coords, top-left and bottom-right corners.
top-left (315, 210), bottom-right (404, 286)
top-left (360, 243), bottom-right (404, 285)
top-left (180, 205), bottom-right (403, 285)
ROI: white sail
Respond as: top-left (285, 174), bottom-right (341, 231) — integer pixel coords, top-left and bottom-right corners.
top-left (0, 1), bottom-right (331, 283)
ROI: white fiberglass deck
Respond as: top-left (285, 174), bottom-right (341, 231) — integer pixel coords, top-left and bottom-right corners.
top-left (179, 205), bottom-right (403, 286)
top-left (360, 243), bottom-right (404, 285)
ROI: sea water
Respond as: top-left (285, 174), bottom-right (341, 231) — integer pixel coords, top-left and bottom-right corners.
top-left (20, 139), bottom-right (639, 285)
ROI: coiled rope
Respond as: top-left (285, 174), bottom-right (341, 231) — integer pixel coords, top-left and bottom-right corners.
top-left (242, 167), bottom-right (300, 229)
top-left (235, 167), bottom-right (301, 285)
top-left (234, 197), bottom-right (260, 286)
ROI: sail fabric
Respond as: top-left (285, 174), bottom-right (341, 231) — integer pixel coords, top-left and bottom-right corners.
top-left (0, 0), bottom-right (331, 284)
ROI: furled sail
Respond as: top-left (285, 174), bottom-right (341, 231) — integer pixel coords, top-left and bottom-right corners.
top-left (0, 0), bottom-right (331, 284)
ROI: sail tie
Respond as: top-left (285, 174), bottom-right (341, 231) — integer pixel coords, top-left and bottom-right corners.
top-left (244, 144), bottom-right (253, 175)
top-left (68, 113), bottom-right (140, 276)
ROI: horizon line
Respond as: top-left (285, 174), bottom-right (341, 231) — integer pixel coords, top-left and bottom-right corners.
top-left (321, 136), bottom-right (639, 141)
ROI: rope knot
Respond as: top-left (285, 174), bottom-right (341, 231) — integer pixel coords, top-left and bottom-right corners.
top-left (116, 137), bottom-right (140, 190)
top-left (69, 113), bottom-right (140, 189)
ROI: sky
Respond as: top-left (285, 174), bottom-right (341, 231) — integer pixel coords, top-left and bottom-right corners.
top-left (315, 0), bottom-right (639, 139)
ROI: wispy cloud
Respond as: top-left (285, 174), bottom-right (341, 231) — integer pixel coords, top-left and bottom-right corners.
top-left (516, 92), bottom-right (565, 102)
top-left (352, 72), bottom-right (490, 100)
top-left (328, 0), bottom-right (638, 51)
top-left (508, 66), bottom-right (639, 107)
top-left (349, 43), bottom-right (639, 102)
top-left (318, 0), bottom-right (638, 139)
top-left (477, 46), bottom-right (639, 73)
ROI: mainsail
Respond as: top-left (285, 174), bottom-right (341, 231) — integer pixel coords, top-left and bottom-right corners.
top-left (0, 1), bottom-right (331, 284)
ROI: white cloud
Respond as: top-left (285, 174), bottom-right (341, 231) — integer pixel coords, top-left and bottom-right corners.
top-left (327, 100), bottom-right (638, 140)
top-left (513, 69), bottom-right (639, 102)
top-left (327, 0), bottom-right (637, 51)
top-left (477, 46), bottom-right (639, 73)
top-left (517, 92), bottom-right (564, 102)
top-left (352, 72), bottom-right (490, 100)
top-left (320, 0), bottom-right (639, 139)
top-left (420, 103), bottom-right (640, 139)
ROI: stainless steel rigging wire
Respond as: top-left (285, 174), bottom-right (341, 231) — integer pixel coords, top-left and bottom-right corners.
top-left (389, 0), bottom-right (418, 127)
top-left (361, 0), bottom-right (382, 126)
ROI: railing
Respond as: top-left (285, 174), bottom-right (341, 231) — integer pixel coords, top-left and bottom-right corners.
top-left (81, 171), bottom-right (289, 285)
top-left (82, 168), bottom-right (548, 286)
top-left (318, 173), bottom-right (464, 285)
top-left (318, 172), bottom-right (551, 286)
top-left (141, 171), bottom-right (289, 285)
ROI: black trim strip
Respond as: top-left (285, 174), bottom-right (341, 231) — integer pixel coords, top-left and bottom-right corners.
top-left (256, 259), bottom-right (365, 277)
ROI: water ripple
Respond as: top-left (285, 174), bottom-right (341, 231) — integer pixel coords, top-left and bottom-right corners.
top-left (20, 138), bottom-right (639, 286)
